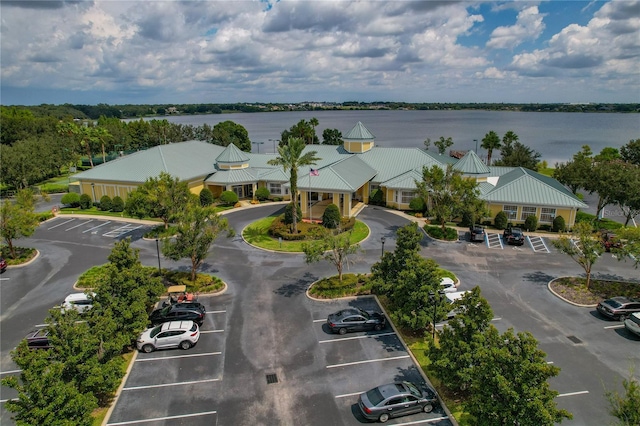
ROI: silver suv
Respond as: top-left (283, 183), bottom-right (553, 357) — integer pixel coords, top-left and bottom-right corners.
top-left (136, 320), bottom-right (200, 353)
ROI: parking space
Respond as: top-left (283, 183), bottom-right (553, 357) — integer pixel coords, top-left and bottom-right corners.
top-left (310, 297), bottom-right (452, 425)
top-left (528, 235), bottom-right (551, 253)
top-left (43, 217), bottom-right (152, 241)
top-left (485, 232), bottom-right (503, 249)
top-left (105, 298), bottom-right (227, 426)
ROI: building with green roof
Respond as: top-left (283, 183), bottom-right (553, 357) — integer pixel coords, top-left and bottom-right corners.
top-left (73, 121), bottom-right (587, 227)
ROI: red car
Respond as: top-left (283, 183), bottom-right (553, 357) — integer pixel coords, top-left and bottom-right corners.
top-left (0, 257), bottom-right (7, 273)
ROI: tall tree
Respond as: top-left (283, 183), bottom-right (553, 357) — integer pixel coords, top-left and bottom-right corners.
top-left (434, 136), bottom-right (453, 155)
top-left (162, 203), bottom-right (233, 281)
top-left (415, 164), bottom-right (482, 232)
top-left (322, 128), bottom-right (343, 145)
top-left (268, 137), bottom-right (320, 234)
top-left (467, 327), bottom-right (572, 425)
top-left (612, 162), bottom-right (640, 226)
top-left (586, 160), bottom-right (629, 219)
top-left (494, 140), bottom-right (541, 171)
top-left (0, 189), bottom-right (40, 258)
top-left (551, 221), bottom-right (604, 289)
top-left (281, 119), bottom-right (318, 145)
top-left (124, 172), bottom-right (194, 229)
top-left (620, 139), bottom-right (640, 165)
top-left (612, 227), bottom-right (640, 269)
top-left (606, 370), bottom-right (640, 426)
top-left (210, 120), bottom-right (251, 151)
top-left (309, 117), bottom-right (319, 144)
top-left (302, 230), bottom-right (359, 281)
top-left (553, 145), bottom-right (594, 194)
top-left (429, 286), bottom-right (494, 392)
top-left (481, 130), bottom-right (501, 165)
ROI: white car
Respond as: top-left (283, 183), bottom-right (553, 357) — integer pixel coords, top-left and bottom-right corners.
top-left (61, 292), bottom-right (95, 314)
top-left (440, 277), bottom-right (457, 293)
top-left (624, 312), bottom-right (640, 338)
top-left (445, 291), bottom-right (472, 318)
top-left (136, 320), bottom-right (200, 353)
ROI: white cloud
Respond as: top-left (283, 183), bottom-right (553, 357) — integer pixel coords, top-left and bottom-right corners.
top-left (487, 5), bottom-right (545, 49)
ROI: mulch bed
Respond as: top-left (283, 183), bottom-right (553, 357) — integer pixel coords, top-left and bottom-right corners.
top-left (550, 276), bottom-right (640, 305)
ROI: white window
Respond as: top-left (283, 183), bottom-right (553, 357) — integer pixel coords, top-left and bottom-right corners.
top-left (401, 191), bottom-right (416, 204)
top-left (520, 206), bottom-right (537, 221)
top-left (540, 207), bottom-right (556, 222)
top-left (268, 183), bottom-right (282, 195)
top-left (503, 205), bottom-right (518, 220)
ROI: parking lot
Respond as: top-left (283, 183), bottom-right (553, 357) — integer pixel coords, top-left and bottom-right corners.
top-left (458, 228), bottom-right (553, 253)
top-left (2, 207), bottom-right (638, 426)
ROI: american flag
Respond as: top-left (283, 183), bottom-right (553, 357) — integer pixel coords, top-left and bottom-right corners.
top-left (309, 168), bottom-right (319, 176)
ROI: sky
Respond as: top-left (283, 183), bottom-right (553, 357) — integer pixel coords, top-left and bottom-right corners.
top-left (1, 0), bottom-right (639, 106)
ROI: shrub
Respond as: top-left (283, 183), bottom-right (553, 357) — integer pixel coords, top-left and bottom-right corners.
top-left (199, 188), bottom-right (214, 206)
top-left (283, 203), bottom-right (302, 225)
top-left (79, 193), bottom-right (92, 209)
top-left (424, 225), bottom-right (458, 241)
top-left (220, 190), bottom-right (238, 206)
top-left (409, 197), bottom-right (426, 213)
top-left (255, 187), bottom-right (270, 201)
top-left (552, 216), bottom-right (566, 232)
top-left (61, 192), bottom-right (80, 207)
top-left (111, 196), bottom-right (124, 212)
top-left (460, 211), bottom-right (475, 227)
top-left (494, 211), bottom-right (508, 230)
top-left (322, 204), bottom-right (341, 229)
top-left (99, 195), bottom-right (112, 211)
top-left (524, 215), bottom-right (538, 232)
top-left (369, 189), bottom-right (385, 206)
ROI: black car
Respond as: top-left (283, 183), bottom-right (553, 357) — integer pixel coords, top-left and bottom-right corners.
top-left (327, 308), bottom-right (386, 335)
top-left (149, 305), bottom-right (205, 326)
top-left (469, 225), bottom-right (485, 242)
top-left (503, 227), bottom-right (525, 246)
top-left (25, 329), bottom-right (52, 350)
top-left (358, 381), bottom-right (439, 423)
top-left (169, 301), bottom-right (206, 314)
top-left (596, 297), bottom-right (640, 320)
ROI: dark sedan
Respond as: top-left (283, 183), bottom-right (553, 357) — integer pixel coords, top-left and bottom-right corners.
top-left (149, 305), bottom-right (205, 326)
top-left (597, 297), bottom-right (640, 321)
top-left (503, 227), bottom-right (525, 246)
top-left (327, 308), bottom-right (385, 335)
top-left (358, 381), bottom-right (439, 423)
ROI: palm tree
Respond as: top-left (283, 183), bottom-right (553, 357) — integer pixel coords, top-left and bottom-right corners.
top-left (309, 117), bottom-right (319, 144)
top-left (268, 137), bottom-right (320, 233)
top-left (481, 130), bottom-right (501, 165)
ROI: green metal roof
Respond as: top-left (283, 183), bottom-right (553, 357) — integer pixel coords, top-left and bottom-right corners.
top-left (216, 143), bottom-right (249, 164)
top-left (481, 167), bottom-right (588, 208)
top-left (454, 150), bottom-right (490, 174)
top-left (360, 147), bottom-right (444, 183)
top-left (74, 140), bottom-right (224, 183)
top-left (344, 121), bottom-right (375, 141)
top-left (205, 168), bottom-right (258, 185)
top-left (297, 155), bottom-right (377, 192)
top-left (383, 169), bottom-right (423, 190)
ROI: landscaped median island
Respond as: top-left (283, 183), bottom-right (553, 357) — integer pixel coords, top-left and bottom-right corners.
top-left (242, 213), bottom-right (369, 252)
top-left (550, 277), bottom-right (640, 306)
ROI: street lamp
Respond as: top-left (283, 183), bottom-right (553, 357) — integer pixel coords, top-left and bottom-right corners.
top-left (155, 238), bottom-right (162, 275)
top-left (429, 290), bottom-right (445, 339)
top-left (473, 139), bottom-right (478, 153)
top-left (380, 236), bottom-right (386, 259)
top-left (268, 139), bottom-right (279, 153)
top-left (252, 141), bottom-right (264, 153)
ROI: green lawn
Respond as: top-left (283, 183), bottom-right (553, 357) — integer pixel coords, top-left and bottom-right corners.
top-left (242, 216), bottom-right (369, 252)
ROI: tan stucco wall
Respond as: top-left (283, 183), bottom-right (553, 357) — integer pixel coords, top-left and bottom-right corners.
top-left (343, 141), bottom-right (374, 153)
top-left (487, 203), bottom-right (578, 227)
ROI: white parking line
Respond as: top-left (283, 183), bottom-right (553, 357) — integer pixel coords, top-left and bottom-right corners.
top-left (319, 332), bottom-right (396, 343)
top-left (0, 398), bottom-right (16, 403)
top-left (200, 329), bottom-right (224, 334)
top-left (103, 224), bottom-right (142, 237)
top-left (66, 220), bottom-right (93, 231)
top-left (335, 391), bottom-right (364, 398)
top-left (388, 417), bottom-right (449, 425)
top-left (122, 377), bottom-right (221, 391)
top-left (557, 390), bottom-right (589, 398)
top-left (0, 369), bottom-right (22, 375)
top-left (48, 218), bottom-right (75, 230)
top-left (0, 277), bottom-right (10, 281)
top-left (604, 324), bottom-right (625, 329)
top-left (313, 318), bottom-right (326, 323)
top-left (326, 355), bottom-right (410, 369)
top-left (83, 221), bottom-right (111, 233)
top-left (135, 351), bottom-right (221, 362)
top-left (206, 310), bottom-right (226, 314)
top-left (106, 410), bottom-right (217, 425)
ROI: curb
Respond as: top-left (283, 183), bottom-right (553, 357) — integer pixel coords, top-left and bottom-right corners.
top-left (101, 350), bottom-right (138, 426)
top-left (547, 278), bottom-right (598, 308)
top-left (2, 249), bottom-right (40, 269)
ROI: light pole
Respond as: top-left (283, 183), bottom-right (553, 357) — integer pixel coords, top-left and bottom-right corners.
top-left (155, 238), bottom-right (162, 275)
top-left (474, 139), bottom-right (478, 153)
top-left (380, 236), bottom-right (386, 259)
top-left (268, 139), bottom-right (279, 153)
top-left (252, 141), bottom-right (264, 153)
top-left (429, 290), bottom-right (445, 339)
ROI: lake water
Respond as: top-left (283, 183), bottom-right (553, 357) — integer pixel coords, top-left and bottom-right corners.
top-left (143, 110), bottom-right (639, 164)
